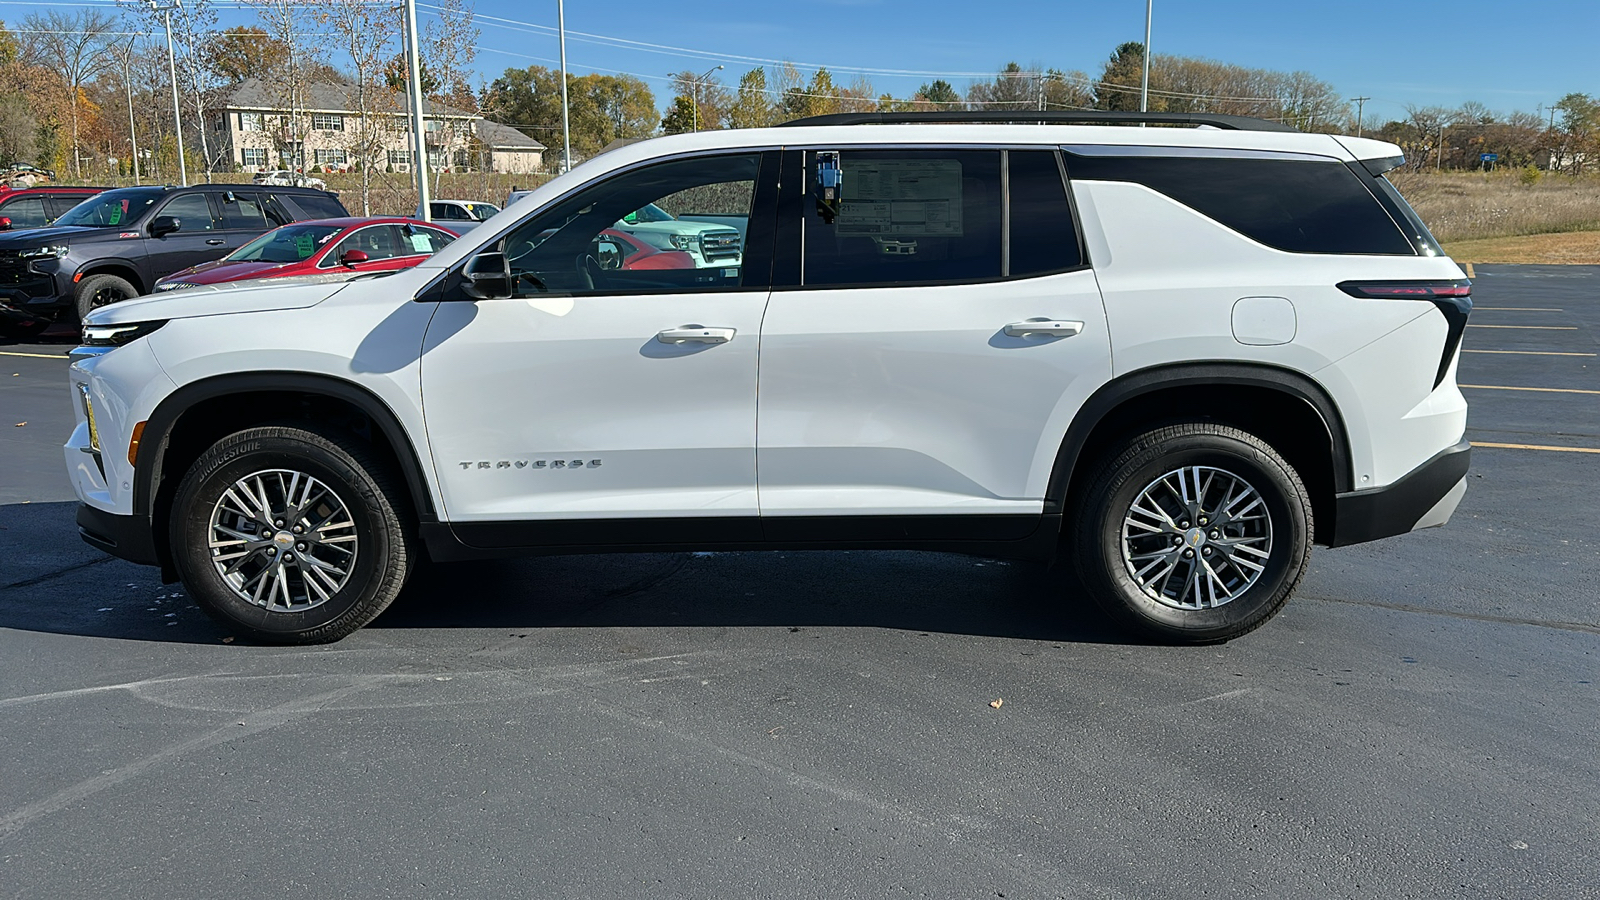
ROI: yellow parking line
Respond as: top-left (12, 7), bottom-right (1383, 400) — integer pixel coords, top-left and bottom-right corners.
top-left (1463, 350), bottom-right (1596, 357)
top-left (1474, 307), bottom-right (1563, 311)
top-left (1462, 384), bottom-right (1600, 395)
top-left (0, 351), bottom-right (67, 360)
top-left (1472, 441), bottom-right (1600, 454)
top-left (1466, 324), bottom-right (1578, 330)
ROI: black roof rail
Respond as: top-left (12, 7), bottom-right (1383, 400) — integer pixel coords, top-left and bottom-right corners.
top-left (778, 110), bottom-right (1300, 133)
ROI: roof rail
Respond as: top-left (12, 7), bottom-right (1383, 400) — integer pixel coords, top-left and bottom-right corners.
top-left (778, 110), bottom-right (1300, 133)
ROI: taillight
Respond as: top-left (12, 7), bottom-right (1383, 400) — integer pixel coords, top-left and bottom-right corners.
top-left (1337, 280), bottom-right (1472, 388)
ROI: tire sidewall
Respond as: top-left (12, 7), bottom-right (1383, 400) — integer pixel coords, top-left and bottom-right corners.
top-left (172, 432), bottom-right (393, 638)
top-left (1090, 433), bottom-right (1308, 640)
top-left (75, 274), bottom-right (137, 321)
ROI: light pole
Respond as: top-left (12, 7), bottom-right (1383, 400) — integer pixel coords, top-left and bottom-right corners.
top-left (402, 0), bottom-right (431, 218)
top-left (691, 65), bottom-right (722, 132)
top-left (147, 0), bottom-right (186, 185)
top-left (1353, 96), bottom-right (1369, 137)
top-left (1140, 0), bottom-right (1152, 114)
top-left (558, 0), bottom-right (571, 173)
top-left (118, 37), bottom-right (141, 185)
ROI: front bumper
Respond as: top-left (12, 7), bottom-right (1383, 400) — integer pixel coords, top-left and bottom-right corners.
top-left (1329, 440), bottom-right (1471, 547)
top-left (76, 502), bottom-right (161, 567)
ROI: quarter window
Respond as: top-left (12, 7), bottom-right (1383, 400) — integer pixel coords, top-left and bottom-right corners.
top-left (1064, 152), bottom-right (1415, 255)
top-left (800, 150), bottom-right (1002, 287)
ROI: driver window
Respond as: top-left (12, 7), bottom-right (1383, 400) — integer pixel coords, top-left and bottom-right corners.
top-left (492, 153), bottom-right (759, 297)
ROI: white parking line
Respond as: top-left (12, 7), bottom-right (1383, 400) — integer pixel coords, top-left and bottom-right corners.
top-left (1463, 350), bottom-right (1596, 357)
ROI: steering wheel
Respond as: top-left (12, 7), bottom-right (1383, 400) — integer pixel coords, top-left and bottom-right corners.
top-left (576, 254), bottom-right (603, 291)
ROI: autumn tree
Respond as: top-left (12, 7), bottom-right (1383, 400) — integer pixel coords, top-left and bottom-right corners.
top-left (668, 69), bottom-right (731, 130)
top-left (967, 62), bottom-right (1092, 111)
top-left (21, 10), bottom-right (117, 176)
top-left (484, 65), bottom-right (656, 164)
top-left (203, 26), bottom-right (288, 84)
top-left (1094, 42), bottom-right (1148, 111)
top-left (316, 0), bottom-right (399, 212)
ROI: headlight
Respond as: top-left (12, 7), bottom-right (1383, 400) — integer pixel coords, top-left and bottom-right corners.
top-left (154, 282), bottom-right (196, 292)
top-left (668, 234), bottom-right (695, 251)
top-left (21, 245), bottom-right (69, 259)
top-left (81, 320), bottom-right (167, 347)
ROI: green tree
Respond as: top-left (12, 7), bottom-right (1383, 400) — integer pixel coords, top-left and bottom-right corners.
top-left (660, 95), bottom-right (696, 134)
top-left (781, 67), bottom-right (841, 120)
top-left (914, 79), bottom-right (962, 110)
top-left (726, 67), bottom-right (775, 129)
top-left (1094, 42), bottom-right (1148, 111)
top-left (484, 65), bottom-right (658, 162)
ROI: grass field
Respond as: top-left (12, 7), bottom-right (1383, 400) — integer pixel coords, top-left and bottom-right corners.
top-left (1440, 230), bottom-right (1600, 264)
top-left (1389, 171), bottom-right (1600, 243)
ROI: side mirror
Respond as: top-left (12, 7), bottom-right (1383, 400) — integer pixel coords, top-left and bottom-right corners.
top-left (594, 238), bottom-right (625, 270)
top-left (0, 217), bottom-right (10, 231)
top-left (149, 215), bottom-right (180, 238)
top-left (461, 249), bottom-right (512, 300)
top-left (339, 249), bottom-right (370, 268)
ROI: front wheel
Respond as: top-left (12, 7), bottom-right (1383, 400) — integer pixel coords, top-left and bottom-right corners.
top-left (169, 425), bottom-right (414, 643)
top-left (1070, 423), bottom-right (1312, 643)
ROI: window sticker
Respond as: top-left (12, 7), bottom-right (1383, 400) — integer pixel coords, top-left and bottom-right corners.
top-left (108, 205), bottom-right (122, 225)
top-left (410, 233), bottom-right (433, 253)
top-left (294, 232), bottom-right (317, 258)
top-left (835, 160), bottom-right (964, 237)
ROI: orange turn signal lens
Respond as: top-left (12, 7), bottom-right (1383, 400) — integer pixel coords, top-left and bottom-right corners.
top-left (128, 421), bottom-right (146, 467)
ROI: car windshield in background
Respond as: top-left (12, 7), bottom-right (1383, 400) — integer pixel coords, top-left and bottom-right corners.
top-left (623, 203), bottom-right (676, 224)
top-left (466, 203), bottom-right (499, 221)
top-left (230, 223), bottom-right (346, 263)
top-left (52, 188), bottom-right (166, 228)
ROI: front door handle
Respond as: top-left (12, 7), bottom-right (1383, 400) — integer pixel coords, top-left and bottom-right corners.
top-left (205, 239), bottom-right (226, 246)
top-left (1004, 319), bottom-right (1084, 338)
top-left (657, 325), bottom-right (735, 344)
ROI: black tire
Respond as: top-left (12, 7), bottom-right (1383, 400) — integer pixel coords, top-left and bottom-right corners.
top-left (169, 425), bottom-right (414, 644)
top-left (74, 273), bottom-right (138, 321)
top-left (1069, 422), bottom-right (1312, 643)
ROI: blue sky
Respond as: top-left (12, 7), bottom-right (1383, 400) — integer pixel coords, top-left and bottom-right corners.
top-left (436, 0), bottom-right (1599, 122)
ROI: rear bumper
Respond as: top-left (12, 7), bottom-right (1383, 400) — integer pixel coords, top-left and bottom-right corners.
top-left (1329, 440), bottom-right (1471, 547)
top-left (76, 502), bottom-right (160, 567)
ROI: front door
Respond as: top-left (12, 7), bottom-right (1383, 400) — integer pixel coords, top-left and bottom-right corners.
top-left (420, 151), bottom-right (777, 545)
top-left (145, 191), bottom-right (226, 279)
top-left (756, 148), bottom-right (1111, 534)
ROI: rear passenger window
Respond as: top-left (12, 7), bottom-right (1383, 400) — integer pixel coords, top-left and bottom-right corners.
top-left (285, 193), bottom-right (347, 220)
top-left (219, 192), bottom-right (268, 230)
top-left (802, 150), bottom-right (1002, 287)
top-left (1064, 153), bottom-right (1413, 255)
top-left (1008, 150), bottom-right (1083, 275)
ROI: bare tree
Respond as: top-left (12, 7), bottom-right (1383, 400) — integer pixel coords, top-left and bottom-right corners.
top-left (245, 0), bottom-right (324, 174)
top-left (316, 0), bottom-right (399, 213)
top-left (22, 10), bottom-right (117, 177)
top-left (421, 0), bottom-right (479, 192)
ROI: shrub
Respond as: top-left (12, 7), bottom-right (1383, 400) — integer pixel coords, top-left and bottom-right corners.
top-left (1520, 164), bottom-right (1542, 186)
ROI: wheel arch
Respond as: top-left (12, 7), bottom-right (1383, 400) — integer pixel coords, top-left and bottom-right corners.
top-left (74, 261), bottom-right (149, 296)
top-left (134, 372), bottom-right (438, 572)
top-left (1046, 362), bottom-right (1353, 544)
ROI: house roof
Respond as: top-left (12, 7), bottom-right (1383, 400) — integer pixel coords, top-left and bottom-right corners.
top-left (221, 77), bottom-right (475, 119)
top-left (475, 120), bottom-right (545, 151)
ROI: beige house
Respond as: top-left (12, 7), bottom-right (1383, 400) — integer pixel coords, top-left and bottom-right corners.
top-left (210, 78), bottom-right (545, 175)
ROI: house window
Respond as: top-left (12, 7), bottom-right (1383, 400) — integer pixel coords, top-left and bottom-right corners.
top-left (314, 149), bottom-right (348, 167)
top-left (242, 148), bottom-right (268, 168)
top-left (312, 114), bottom-right (344, 132)
top-left (427, 149), bottom-right (445, 168)
top-left (424, 119), bottom-right (442, 132)
top-left (239, 112), bottom-right (264, 132)
top-left (387, 150), bottom-right (411, 165)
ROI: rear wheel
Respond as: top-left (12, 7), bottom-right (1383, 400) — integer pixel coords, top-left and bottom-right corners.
top-left (1070, 423), bottom-right (1312, 643)
top-left (74, 273), bottom-right (138, 321)
top-left (169, 425), bottom-right (414, 644)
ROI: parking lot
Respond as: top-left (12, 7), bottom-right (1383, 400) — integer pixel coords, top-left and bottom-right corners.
top-left (1, 266), bottom-right (1596, 899)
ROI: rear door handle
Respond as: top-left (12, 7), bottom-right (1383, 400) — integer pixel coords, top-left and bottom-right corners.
top-left (1004, 319), bottom-right (1084, 338)
top-left (205, 239), bottom-right (226, 245)
top-left (657, 325), bottom-right (735, 344)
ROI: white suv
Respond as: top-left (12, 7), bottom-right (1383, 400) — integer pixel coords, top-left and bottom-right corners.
top-left (66, 112), bottom-right (1472, 644)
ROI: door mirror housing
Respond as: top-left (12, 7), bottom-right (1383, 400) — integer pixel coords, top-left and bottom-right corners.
top-left (461, 248), bottom-right (512, 300)
top-left (339, 249), bottom-right (369, 268)
top-left (149, 215), bottom-right (180, 238)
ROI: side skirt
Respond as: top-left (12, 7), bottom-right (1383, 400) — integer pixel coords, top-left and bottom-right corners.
top-left (421, 514), bottom-right (1062, 563)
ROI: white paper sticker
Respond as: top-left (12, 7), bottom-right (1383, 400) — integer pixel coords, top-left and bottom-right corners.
top-left (836, 160), bottom-right (964, 237)
top-left (410, 233), bottom-right (433, 253)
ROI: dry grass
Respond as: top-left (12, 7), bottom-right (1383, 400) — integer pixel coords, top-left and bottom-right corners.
top-left (1389, 171), bottom-right (1600, 243)
top-left (1441, 231), bottom-right (1600, 265)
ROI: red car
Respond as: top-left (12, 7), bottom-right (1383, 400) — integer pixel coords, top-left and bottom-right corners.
top-left (596, 228), bottom-right (695, 270)
top-left (153, 217), bottom-right (460, 291)
top-left (0, 185), bottom-right (105, 232)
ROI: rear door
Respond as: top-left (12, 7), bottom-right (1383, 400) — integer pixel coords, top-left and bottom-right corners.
top-left (755, 147), bottom-right (1111, 533)
top-left (215, 190), bottom-right (275, 255)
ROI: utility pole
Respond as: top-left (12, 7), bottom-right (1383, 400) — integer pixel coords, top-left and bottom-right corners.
top-left (402, 0), bottom-right (430, 218)
top-left (558, 0), bottom-right (571, 173)
top-left (119, 37), bottom-right (141, 186)
top-left (691, 64), bottom-right (723, 132)
top-left (148, 0), bottom-right (186, 186)
top-left (1353, 96), bottom-right (1369, 137)
top-left (1140, 0), bottom-right (1152, 114)
top-left (1437, 123), bottom-right (1446, 170)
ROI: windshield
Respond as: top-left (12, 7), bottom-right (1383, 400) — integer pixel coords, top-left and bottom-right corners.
top-left (229, 222), bottom-right (346, 263)
top-left (465, 202), bottom-right (499, 221)
top-left (53, 188), bottom-right (166, 228)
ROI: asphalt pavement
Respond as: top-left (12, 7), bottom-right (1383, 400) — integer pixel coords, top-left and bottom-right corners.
top-left (1, 267), bottom-right (1596, 899)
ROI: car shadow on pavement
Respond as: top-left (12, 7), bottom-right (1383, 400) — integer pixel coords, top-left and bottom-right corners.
top-left (3, 500), bottom-right (1140, 646)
